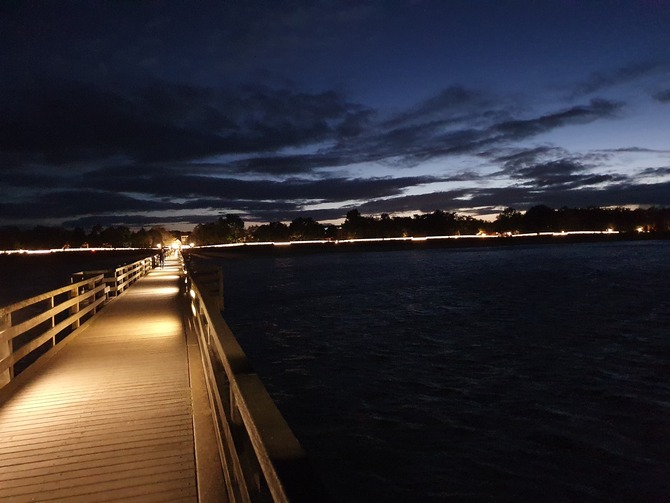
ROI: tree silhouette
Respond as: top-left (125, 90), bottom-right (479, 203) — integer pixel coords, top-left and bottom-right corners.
top-left (523, 205), bottom-right (557, 232)
top-left (289, 217), bottom-right (326, 240)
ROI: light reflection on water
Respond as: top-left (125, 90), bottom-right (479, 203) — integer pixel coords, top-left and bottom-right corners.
top-left (228, 242), bottom-right (670, 501)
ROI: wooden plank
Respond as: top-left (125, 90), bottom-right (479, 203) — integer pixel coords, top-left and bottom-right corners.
top-left (0, 423), bottom-right (195, 462)
top-left (5, 472), bottom-right (197, 503)
top-left (0, 457), bottom-right (194, 495)
top-left (0, 443), bottom-right (194, 480)
top-left (0, 257), bottom-right (205, 503)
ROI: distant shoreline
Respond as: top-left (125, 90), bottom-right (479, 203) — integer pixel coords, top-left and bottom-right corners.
top-left (2, 232), bottom-right (667, 258)
top-left (187, 231), bottom-right (669, 257)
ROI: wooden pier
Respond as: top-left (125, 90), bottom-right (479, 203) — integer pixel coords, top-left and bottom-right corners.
top-left (0, 254), bottom-right (324, 503)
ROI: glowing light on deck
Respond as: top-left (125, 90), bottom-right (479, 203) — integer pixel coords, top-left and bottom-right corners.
top-left (137, 285), bottom-right (180, 296)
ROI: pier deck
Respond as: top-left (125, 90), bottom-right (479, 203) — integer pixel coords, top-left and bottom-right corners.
top-left (0, 256), bottom-right (219, 503)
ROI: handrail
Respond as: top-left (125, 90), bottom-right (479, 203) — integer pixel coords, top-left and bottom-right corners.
top-left (184, 260), bottom-right (328, 503)
top-left (0, 275), bottom-right (106, 387)
top-left (1, 255), bottom-right (156, 390)
top-left (71, 256), bottom-right (155, 296)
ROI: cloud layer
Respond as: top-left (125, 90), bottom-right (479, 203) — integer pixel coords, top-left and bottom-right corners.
top-left (1, 73), bottom-right (669, 229)
top-left (1, 2), bottom-right (669, 229)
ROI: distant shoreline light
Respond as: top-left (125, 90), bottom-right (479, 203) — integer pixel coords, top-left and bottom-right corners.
top-left (197, 229), bottom-right (621, 249)
top-left (0, 229), bottom-right (626, 254)
top-left (0, 246), bottom-right (148, 255)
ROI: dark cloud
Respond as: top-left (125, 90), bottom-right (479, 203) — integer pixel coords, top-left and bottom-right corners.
top-left (226, 155), bottom-right (341, 175)
top-left (653, 89), bottom-right (670, 102)
top-left (639, 166), bottom-right (670, 177)
top-left (0, 76), bottom-right (626, 183)
top-left (604, 147), bottom-right (669, 153)
top-left (304, 94), bottom-right (624, 174)
top-left (498, 157), bottom-right (625, 189)
top-left (383, 86), bottom-right (488, 128)
top-left (349, 98), bottom-right (623, 168)
top-left (61, 213), bottom-right (214, 230)
top-left (356, 180), bottom-right (670, 217)
top-left (16, 190), bottom-right (181, 219)
top-left (356, 189), bottom-right (473, 215)
top-left (487, 146), bottom-right (569, 174)
top-left (492, 99), bottom-right (622, 140)
top-left (0, 79), bottom-right (371, 165)
top-left (512, 159), bottom-right (585, 184)
top-left (570, 61), bottom-right (665, 98)
top-left (0, 81), bottom-right (224, 164)
top-left (80, 171), bottom-right (438, 204)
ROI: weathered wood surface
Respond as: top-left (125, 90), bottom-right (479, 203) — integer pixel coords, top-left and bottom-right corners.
top-left (0, 257), bottom-right (200, 503)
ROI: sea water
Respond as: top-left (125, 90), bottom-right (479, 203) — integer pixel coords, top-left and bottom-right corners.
top-left (217, 241), bottom-right (670, 502)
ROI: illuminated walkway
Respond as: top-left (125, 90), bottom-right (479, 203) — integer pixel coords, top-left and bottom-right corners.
top-left (0, 256), bottom-right (220, 502)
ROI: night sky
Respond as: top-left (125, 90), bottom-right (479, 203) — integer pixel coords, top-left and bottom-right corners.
top-left (2, 1), bottom-right (669, 231)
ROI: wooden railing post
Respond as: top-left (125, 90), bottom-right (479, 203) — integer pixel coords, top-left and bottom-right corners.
top-left (92, 277), bottom-right (99, 313)
top-left (50, 296), bottom-right (56, 347)
top-left (114, 269), bottom-right (120, 295)
top-left (69, 285), bottom-right (80, 330)
top-left (218, 267), bottom-right (224, 310)
top-left (1, 312), bottom-right (12, 385)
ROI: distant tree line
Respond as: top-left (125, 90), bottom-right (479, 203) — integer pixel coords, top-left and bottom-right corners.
top-left (2, 205), bottom-right (669, 250)
top-left (191, 205), bottom-right (670, 245)
top-left (0, 225), bottom-right (177, 250)
top-left (492, 205), bottom-right (670, 234)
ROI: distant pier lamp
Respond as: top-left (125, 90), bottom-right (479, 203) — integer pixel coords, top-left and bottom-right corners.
top-left (171, 239), bottom-right (181, 250)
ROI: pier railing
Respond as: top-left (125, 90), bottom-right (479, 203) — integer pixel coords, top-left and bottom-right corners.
top-left (185, 260), bottom-right (327, 503)
top-left (71, 256), bottom-right (155, 297)
top-left (0, 255), bottom-right (156, 390)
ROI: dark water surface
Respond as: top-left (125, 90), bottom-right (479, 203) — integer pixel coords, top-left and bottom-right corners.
top-left (216, 241), bottom-right (670, 502)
